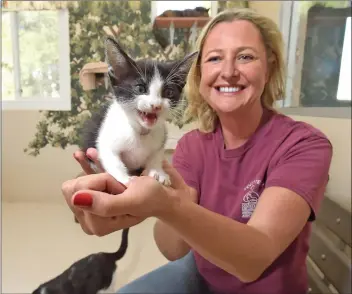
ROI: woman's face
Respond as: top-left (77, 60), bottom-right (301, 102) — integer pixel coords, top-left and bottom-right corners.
top-left (199, 20), bottom-right (269, 115)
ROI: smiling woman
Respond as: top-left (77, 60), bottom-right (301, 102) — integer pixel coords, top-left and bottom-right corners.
top-left (65, 8), bottom-right (333, 294)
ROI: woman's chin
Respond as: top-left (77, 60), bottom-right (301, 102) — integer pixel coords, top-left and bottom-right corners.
top-left (212, 102), bottom-right (244, 115)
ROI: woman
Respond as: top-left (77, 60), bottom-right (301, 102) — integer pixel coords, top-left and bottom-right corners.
top-left (63, 8), bottom-right (333, 294)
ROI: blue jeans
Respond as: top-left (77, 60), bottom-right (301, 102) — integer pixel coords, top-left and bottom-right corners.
top-left (116, 252), bottom-right (213, 294)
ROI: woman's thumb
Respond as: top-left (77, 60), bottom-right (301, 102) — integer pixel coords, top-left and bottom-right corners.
top-left (162, 160), bottom-right (186, 189)
top-left (72, 189), bottom-right (129, 217)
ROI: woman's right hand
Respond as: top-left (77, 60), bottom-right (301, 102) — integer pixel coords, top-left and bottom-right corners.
top-left (73, 148), bottom-right (104, 175)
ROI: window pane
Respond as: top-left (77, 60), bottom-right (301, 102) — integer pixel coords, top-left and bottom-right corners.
top-left (1, 12), bottom-right (15, 101)
top-left (18, 11), bottom-right (60, 99)
top-left (336, 16), bottom-right (351, 101)
top-left (297, 2), bottom-right (351, 107)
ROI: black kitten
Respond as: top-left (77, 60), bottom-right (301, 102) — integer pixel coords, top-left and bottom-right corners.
top-left (32, 228), bottom-right (129, 294)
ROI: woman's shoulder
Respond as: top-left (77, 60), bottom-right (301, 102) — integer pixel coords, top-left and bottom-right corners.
top-left (177, 127), bottom-right (215, 146)
top-left (270, 110), bottom-right (331, 143)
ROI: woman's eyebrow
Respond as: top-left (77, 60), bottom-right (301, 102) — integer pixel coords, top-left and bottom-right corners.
top-left (203, 46), bottom-right (258, 58)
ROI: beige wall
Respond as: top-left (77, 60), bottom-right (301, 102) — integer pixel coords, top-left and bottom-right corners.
top-left (248, 1), bottom-right (281, 25)
top-left (2, 111), bottom-right (81, 203)
top-left (2, 202), bottom-right (167, 293)
top-left (2, 1), bottom-right (351, 211)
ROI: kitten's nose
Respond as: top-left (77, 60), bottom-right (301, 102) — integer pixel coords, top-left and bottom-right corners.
top-left (151, 105), bottom-right (162, 112)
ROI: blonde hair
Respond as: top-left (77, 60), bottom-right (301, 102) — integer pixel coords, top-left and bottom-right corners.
top-left (184, 8), bottom-right (286, 132)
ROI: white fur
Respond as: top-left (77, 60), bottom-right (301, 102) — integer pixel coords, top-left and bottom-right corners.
top-left (96, 73), bottom-right (171, 186)
top-left (97, 266), bottom-right (118, 294)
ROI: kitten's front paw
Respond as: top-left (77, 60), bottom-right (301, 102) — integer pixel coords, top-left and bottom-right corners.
top-left (148, 169), bottom-right (171, 186)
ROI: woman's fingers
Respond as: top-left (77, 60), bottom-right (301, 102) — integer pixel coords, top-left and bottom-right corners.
top-left (73, 151), bottom-right (95, 175)
top-left (73, 148), bottom-right (105, 175)
top-left (62, 173), bottom-right (126, 202)
top-left (86, 148), bottom-right (105, 172)
top-left (83, 213), bottom-right (143, 237)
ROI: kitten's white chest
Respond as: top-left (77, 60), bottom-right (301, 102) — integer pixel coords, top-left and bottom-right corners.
top-left (96, 102), bottom-right (167, 184)
top-left (120, 133), bottom-right (162, 170)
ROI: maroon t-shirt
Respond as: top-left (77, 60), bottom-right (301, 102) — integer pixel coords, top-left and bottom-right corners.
top-left (172, 109), bottom-right (333, 294)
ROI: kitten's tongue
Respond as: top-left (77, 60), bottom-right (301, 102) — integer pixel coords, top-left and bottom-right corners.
top-left (141, 112), bottom-right (157, 125)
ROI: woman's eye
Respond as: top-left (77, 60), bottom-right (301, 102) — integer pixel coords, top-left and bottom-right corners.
top-left (208, 56), bottom-right (220, 62)
top-left (238, 55), bottom-right (254, 61)
top-left (135, 84), bottom-right (146, 94)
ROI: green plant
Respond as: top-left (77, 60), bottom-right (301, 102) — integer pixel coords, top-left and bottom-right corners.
top-left (25, 1), bottom-right (192, 156)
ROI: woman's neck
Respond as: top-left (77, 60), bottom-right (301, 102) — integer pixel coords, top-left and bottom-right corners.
top-left (219, 104), bottom-right (264, 150)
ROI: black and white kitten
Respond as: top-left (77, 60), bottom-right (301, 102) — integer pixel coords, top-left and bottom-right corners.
top-left (81, 37), bottom-right (197, 186)
top-left (32, 228), bottom-right (129, 294)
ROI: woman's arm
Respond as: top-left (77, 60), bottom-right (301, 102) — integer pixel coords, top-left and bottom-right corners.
top-left (153, 220), bottom-right (191, 261)
top-left (153, 186), bottom-right (198, 261)
top-left (158, 186), bottom-right (311, 283)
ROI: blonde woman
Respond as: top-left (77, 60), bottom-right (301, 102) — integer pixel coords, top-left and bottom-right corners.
top-left (65, 8), bottom-right (333, 294)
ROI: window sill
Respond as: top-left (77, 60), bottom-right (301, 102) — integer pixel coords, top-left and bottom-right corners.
top-left (2, 99), bottom-right (71, 111)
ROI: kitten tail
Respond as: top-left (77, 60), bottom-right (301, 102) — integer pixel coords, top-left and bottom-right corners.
top-left (111, 228), bottom-right (130, 261)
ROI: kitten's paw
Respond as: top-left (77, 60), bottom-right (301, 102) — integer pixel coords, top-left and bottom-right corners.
top-left (148, 169), bottom-right (171, 186)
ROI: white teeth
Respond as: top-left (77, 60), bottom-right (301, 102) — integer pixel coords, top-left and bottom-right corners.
top-left (219, 87), bottom-right (241, 93)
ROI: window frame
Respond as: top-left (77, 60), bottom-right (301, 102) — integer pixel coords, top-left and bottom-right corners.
top-left (277, 0), bottom-right (351, 119)
top-left (1, 8), bottom-right (71, 111)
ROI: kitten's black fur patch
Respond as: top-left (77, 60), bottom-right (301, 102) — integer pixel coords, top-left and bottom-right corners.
top-left (32, 228), bottom-right (129, 294)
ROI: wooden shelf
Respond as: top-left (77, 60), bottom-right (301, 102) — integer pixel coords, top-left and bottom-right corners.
top-left (153, 17), bottom-right (211, 29)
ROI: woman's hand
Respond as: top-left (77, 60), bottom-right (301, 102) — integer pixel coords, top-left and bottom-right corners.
top-left (62, 172), bottom-right (145, 236)
top-left (62, 160), bottom-right (196, 236)
top-left (73, 148), bottom-right (104, 175)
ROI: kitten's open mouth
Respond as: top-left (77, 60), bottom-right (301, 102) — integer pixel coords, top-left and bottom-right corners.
top-left (138, 110), bottom-right (158, 126)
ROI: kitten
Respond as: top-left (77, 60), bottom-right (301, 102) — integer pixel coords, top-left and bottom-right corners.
top-left (32, 228), bottom-right (129, 294)
top-left (80, 37), bottom-right (197, 186)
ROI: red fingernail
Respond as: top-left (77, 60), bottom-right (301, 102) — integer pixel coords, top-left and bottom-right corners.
top-left (73, 193), bottom-right (93, 207)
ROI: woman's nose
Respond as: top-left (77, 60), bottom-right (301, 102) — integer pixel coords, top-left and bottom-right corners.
top-left (221, 60), bottom-right (239, 79)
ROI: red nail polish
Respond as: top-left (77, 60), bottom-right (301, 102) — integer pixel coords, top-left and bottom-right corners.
top-left (73, 193), bottom-right (93, 207)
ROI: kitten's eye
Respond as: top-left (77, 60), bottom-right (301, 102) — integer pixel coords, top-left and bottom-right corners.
top-left (135, 84), bottom-right (146, 94)
top-left (163, 88), bottom-right (175, 98)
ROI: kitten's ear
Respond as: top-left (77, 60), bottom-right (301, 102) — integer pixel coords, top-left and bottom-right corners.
top-left (105, 37), bottom-right (136, 84)
top-left (174, 51), bottom-right (198, 77)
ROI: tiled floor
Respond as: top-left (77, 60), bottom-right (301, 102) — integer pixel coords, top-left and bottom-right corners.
top-left (2, 202), bottom-right (168, 293)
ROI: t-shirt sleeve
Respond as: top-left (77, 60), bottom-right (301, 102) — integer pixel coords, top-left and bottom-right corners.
top-left (172, 134), bottom-right (201, 198)
top-left (265, 133), bottom-right (333, 221)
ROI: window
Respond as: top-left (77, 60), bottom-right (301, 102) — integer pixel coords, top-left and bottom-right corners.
top-left (1, 9), bottom-right (70, 110)
top-left (278, 1), bottom-right (351, 118)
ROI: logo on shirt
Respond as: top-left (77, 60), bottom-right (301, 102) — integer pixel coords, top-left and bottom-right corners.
top-left (241, 179), bottom-right (262, 218)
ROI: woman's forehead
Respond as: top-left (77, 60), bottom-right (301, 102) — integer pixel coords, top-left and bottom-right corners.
top-left (202, 20), bottom-right (265, 53)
